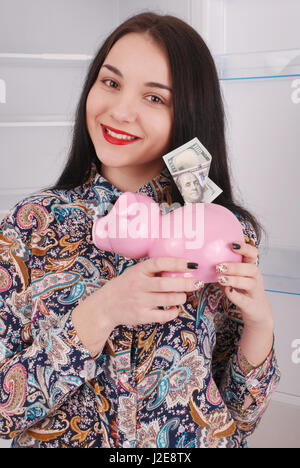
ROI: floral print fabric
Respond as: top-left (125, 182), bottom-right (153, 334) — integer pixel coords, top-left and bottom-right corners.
top-left (0, 166), bottom-right (280, 448)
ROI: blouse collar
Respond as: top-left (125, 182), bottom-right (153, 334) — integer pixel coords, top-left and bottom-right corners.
top-left (89, 163), bottom-right (175, 206)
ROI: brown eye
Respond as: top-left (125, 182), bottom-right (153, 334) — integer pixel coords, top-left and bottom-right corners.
top-left (146, 95), bottom-right (164, 104)
top-left (103, 79), bottom-right (118, 89)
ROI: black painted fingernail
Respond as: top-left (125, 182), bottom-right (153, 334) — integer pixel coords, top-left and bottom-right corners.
top-left (232, 243), bottom-right (241, 250)
top-left (187, 262), bottom-right (198, 269)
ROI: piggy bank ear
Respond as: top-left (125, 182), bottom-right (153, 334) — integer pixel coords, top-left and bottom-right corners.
top-left (116, 192), bottom-right (160, 218)
top-left (115, 192), bottom-right (139, 219)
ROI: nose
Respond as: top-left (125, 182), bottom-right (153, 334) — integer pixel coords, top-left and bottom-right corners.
top-left (109, 93), bottom-right (138, 123)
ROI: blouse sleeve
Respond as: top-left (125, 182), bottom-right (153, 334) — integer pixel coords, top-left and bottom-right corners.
top-left (212, 216), bottom-right (281, 437)
top-left (0, 202), bottom-right (105, 439)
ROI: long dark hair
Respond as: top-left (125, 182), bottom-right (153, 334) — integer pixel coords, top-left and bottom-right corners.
top-left (52, 12), bottom-right (264, 243)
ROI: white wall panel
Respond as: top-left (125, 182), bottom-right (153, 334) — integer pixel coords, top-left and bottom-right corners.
top-left (248, 399), bottom-right (300, 448)
top-left (0, 0), bottom-right (299, 448)
top-left (0, 439), bottom-right (10, 448)
top-left (0, 0), bottom-right (119, 54)
top-left (191, 0), bottom-right (226, 54)
top-left (268, 291), bottom-right (300, 399)
top-left (118, 0), bottom-right (190, 23)
top-left (223, 0), bottom-right (300, 54)
top-left (221, 77), bottom-right (300, 249)
top-left (0, 126), bottom-right (72, 207)
top-left (0, 58), bottom-right (89, 122)
top-left (0, 0), bottom-right (117, 219)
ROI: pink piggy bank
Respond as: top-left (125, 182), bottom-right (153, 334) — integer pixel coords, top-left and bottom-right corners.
top-left (92, 192), bottom-right (244, 283)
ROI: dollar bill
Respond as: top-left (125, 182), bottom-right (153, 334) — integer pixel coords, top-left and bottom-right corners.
top-left (201, 178), bottom-right (223, 203)
top-left (171, 166), bottom-right (208, 203)
top-left (163, 137), bottom-right (223, 203)
top-left (163, 137), bottom-right (212, 172)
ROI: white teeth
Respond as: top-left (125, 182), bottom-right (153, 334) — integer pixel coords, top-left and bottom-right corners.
top-left (105, 127), bottom-right (137, 140)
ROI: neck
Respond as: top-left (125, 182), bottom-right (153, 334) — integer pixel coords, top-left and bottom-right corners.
top-left (100, 159), bottom-right (165, 192)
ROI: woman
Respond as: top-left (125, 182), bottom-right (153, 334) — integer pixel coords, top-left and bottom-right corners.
top-left (0, 12), bottom-right (280, 448)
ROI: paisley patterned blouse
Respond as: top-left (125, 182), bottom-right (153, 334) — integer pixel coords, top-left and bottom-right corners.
top-left (0, 165), bottom-right (280, 448)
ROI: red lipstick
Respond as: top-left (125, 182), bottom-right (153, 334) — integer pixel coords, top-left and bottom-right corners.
top-left (101, 124), bottom-right (141, 146)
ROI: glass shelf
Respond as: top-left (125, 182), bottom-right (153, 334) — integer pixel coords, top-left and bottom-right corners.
top-left (1, 49), bottom-right (300, 81)
top-left (214, 48), bottom-right (300, 81)
top-left (260, 247), bottom-right (300, 297)
top-left (0, 53), bottom-right (93, 63)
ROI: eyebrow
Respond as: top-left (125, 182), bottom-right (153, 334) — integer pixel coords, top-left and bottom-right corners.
top-left (102, 63), bottom-right (172, 92)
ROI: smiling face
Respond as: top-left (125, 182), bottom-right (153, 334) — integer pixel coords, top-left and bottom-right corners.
top-left (86, 32), bottom-right (174, 191)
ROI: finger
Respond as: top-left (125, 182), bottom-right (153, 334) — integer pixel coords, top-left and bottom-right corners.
top-left (141, 257), bottom-right (198, 277)
top-left (223, 286), bottom-right (251, 311)
top-left (231, 241), bottom-right (259, 264)
top-left (144, 276), bottom-right (204, 293)
top-left (148, 291), bottom-right (187, 308)
top-left (217, 283), bottom-right (244, 301)
top-left (148, 306), bottom-right (179, 324)
top-left (217, 274), bottom-right (256, 292)
top-left (216, 262), bottom-right (258, 278)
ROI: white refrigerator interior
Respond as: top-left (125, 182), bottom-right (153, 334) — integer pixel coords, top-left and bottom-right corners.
top-left (0, 0), bottom-right (299, 448)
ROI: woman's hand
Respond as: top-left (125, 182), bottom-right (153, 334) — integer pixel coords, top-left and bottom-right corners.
top-left (100, 257), bottom-right (203, 329)
top-left (72, 257), bottom-right (202, 357)
top-left (215, 241), bottom-right (274, 371)
top-left (215, 241), bottom-right (274, 329)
